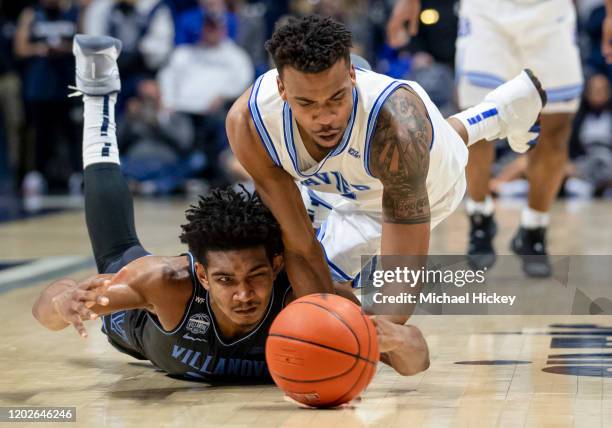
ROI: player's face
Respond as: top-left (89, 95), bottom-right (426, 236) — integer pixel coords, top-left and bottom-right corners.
top-left (277, 58), bottom-right (356, 151)
top-left (197, 247), bottom-right (282, 332)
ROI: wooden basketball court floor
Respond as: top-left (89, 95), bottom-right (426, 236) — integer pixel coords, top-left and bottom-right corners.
top-left (1, 197), bottom-right (611, 427)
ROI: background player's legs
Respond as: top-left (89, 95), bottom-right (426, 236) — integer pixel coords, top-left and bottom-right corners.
top-left (454, 0), bottom-right (519, 271)
top-left (525, 113), bottom-right (573, 211)
top-left (465, 140), bottom-right (495, 203)
top-left (510, 0), bottom-right (582, 276)
top-left (507, 112), bottom-right (574, 276)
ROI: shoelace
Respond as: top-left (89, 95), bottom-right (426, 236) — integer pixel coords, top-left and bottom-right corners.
top-left (67, 85), bottom-right (83, 98)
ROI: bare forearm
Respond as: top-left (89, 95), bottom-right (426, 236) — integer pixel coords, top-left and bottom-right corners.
top-left (283, 238), bottom-right (334, 297)
top-left (381, 324), bottom-right (430, 376)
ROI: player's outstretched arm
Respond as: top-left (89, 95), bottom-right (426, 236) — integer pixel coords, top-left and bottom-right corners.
top-left (32, 256), bottom-right (192, 337)
top-left (226, 90), bottom-right (334, 297)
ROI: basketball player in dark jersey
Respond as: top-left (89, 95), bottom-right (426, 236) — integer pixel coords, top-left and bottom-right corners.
top-left (32, 35), bottom-right (430, 383)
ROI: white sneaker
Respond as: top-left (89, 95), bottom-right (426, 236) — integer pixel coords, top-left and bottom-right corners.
top-left (72, 34), bottom-right (122, 96)
top-left (484, 69), bottom-right (547, 153)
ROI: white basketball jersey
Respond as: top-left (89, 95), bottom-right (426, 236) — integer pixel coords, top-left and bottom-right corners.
top-left (248, 67), bottom-right (468, 213)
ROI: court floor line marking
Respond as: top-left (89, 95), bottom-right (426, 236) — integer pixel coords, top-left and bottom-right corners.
top-left (0, 256), bottom-right (95, 294)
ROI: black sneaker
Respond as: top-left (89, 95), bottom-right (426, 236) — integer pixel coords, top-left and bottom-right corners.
top-left (510, 226), bottom-right (552, 277)
top-left (467, 213), bottom-right (497, 270)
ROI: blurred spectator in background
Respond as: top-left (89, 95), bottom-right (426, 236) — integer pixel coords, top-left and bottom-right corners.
top-left (404, 0), bottom-right (457, 69)
top-left (231, 0), bottom-right (267, 75)
top-left (82, 0), bottom-right (174, 111)
top-left (566, 73), bottom-right (612, 197)
top-left (14, 0), bottom-right (80, 194)
top-left (176, 0), bottom-right (267, 75)
top-left (586, 3), bottom-right (612, 82)
top-left (175, 0), bottom-right (238, 45)
top-left (290, 0), bottom-right (381, 64)
top-left (117, 80), bottom-right (204, 195)
top-left (158, 13), bottom-right (253, 185)
top-left (0, 3), bottom-right (23, 180)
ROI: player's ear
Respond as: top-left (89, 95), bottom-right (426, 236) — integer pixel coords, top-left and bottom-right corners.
top-left (194, 262), bottom-right (210, 290)
top-left (271, 254), bottom-right (284, 278)
top-left (349, 64), bottom-right (356, 86)
top-left (276, 75), bottom-right (287, 101)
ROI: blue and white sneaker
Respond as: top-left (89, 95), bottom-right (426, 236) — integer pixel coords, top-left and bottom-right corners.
top-left (484, 69), bottom-right (547, 153)
top-left (72, 34), bottom-right (122, 96)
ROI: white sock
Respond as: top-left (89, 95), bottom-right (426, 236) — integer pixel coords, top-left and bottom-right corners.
top-left (82, 94), bottom-right (119, 168)
top-left (466, 195), bottom-right (494, 216)
top-left (451, 102), bottom-right (501, 145)
top-left (521, 206), bottom-right (549, 229)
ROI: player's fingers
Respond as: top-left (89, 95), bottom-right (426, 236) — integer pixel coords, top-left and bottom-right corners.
top-left (82, 276), bottom-right (108, 290)
top-left (70, 315), bottom-right (88, 338)
top-left (386, 20), bottom-right (401, 47)
top-left (73, 301), bottom-right (98, 320)
top-left (78, 289), bottom-right (99, 302)
top-left (408, 7), bottom-right (420, 36)
top-left (78, 289), bottom-right (109, 306)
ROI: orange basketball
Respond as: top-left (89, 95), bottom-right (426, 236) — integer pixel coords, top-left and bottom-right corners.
top-left (265, 293), bottom-right (379, 408)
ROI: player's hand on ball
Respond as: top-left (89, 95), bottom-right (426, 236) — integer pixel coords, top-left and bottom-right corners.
top-left (51, 277), bottom-right (109, 338)
top-left (370, 316), bottom-right (403, 353)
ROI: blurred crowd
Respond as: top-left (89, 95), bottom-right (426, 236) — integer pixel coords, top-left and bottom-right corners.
top-left (0, 0), bottom-right (610, 198)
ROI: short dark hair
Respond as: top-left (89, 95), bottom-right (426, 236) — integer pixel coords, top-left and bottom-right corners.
top-left (179, 187), bottom-right (283, 265)
top-left (265, 15), bottom-right (352, 74)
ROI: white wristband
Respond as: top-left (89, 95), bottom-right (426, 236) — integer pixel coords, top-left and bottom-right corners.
top-left (451, 102), bottom-right (501, 146)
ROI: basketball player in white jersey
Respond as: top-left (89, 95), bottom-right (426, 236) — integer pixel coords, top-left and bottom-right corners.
top-left (226, 15), bottom-right (545, 323)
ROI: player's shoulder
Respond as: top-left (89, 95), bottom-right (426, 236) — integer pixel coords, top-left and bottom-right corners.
top-left (120, 255), bottom-right (191, 285)
top-left (227, 87), bottom-right (254, 130)
top-left (368, 85), bottom-right (432, 179)
top-left (226, 69), bottom-right (278, 127)
top-left (374, 84), bottom-right (431, 137)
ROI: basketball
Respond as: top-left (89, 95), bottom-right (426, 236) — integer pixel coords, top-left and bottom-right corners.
top-left (265, 293), bottom-right (379, 408)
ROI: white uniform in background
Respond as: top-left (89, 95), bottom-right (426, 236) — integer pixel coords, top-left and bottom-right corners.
top-left (456, 0), bottom-right (583, 113)
top-left (249, 67), bottom-right (468, 283)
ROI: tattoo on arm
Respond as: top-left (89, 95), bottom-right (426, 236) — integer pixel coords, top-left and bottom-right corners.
top-left (369, 87), bottom-right (432, 224)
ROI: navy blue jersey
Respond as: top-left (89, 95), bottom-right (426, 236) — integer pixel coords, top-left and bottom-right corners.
top-left (101, 253), bottom-right (291, 383)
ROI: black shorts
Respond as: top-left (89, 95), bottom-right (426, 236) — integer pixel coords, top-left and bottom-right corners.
top-left (100, 245), bottom-right (150, 360)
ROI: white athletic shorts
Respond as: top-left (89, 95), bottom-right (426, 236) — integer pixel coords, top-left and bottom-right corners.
top-left (456, 0), bottom-right (583, 113)
top-left (300, 174), bottom-right (467, 285)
